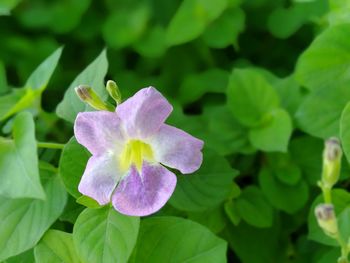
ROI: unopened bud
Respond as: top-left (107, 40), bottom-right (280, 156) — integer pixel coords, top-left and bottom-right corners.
top-left (75, 85), bottom-right (114, 111)
top-left (321, 137), bottom-right (342, 189)
top-left (315, 203), bottom-right (338, 238)
top-left (106, 80), bottom-right (122, 105)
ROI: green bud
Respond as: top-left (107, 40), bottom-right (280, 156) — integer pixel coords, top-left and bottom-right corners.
top-left (315, 203), bottom-right (338, 238)
top-left (75, 85), bottom-right (114, 111)
top-left (106, 80), bottom-right (122, 105)
top-left (321, 137), bottom-right (342, 189)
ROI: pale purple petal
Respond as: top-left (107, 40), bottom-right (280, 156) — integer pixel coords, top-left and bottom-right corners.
top-left (116, 87), bottom-right (173, 138)
top-left (149, 124), bottom-right (204, 174)
top-left (111, 162), bottom-right (177, 216)
top-left (78, 153), bottom-right (123, 205)
top-left (74, 111), bottom-right (125, 155)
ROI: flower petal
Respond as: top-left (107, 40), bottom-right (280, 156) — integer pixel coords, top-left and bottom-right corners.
top-left (111, 162), bottom-right (177, 216)
top-left (149, 124), bottom-right (204, 174)
top-left (116, 87), bottom-right (173, 138)
top-left (78, 153), bottom-right (122, 205)
top-left (74, 111), bottom-right (125, 155)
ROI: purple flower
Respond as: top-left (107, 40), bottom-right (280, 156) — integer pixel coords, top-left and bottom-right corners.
top-left (74, 87), bottom-right (204, 216)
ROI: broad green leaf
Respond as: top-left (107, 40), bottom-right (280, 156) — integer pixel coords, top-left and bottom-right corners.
top-left (59, 137), bottom-right (90, 198)
top-left (290, 136), bottom-right (323, 185)
top-left (227, 68), bottom-right (280, 127)
top-left (203, 7), bottom-right (245, 49)
top-left (259, 166), bottom-right (309, 214)
top-left (129, 216), bottom-right (227, 263)
top-left (73, 207), bottom-right (139, 263)
top-left (34, 230), bottom-right (81, 263)
top-left (224, 200), bottom-right (241, 225)
top-left (169, 148), bottom-right (238, 211)
top-left (59, 195), bottom-right (84, 224)
top-left (295, 24), bottom-right (350, 90)
top-left (338, 207), bottom-right (350, 244)
top-left (56, 50), bottom-right (108, 123)
top-left (0, 112), bottom-right (45, 199)
top-left (236, 186), bottom-right (274, 228)
top-left (0, 0), bottom-right (21, 15)
top-left (103, 4), bottom-right (150, 49)
top-left (249, 109), bottom-right (292, 152)
top-left (178, 69), bottom-right (229, 105)
top-left (308, 190), bottom-right (350, 246)
top-left (76, 195), bottom-right (100, 208)
top-left (296, 83), bottom-right (350, 139)
top-left (133, 25), bottom-right (167, 58)
top-left (0, 175), bottom-right (67, 261)
top-left (340, 102), bottom-right (350, 164)
top-left (0, 47), bottom-right (62, 120)
top-left (188, 206), bottom-right (227, 233)
top-left (3, 249), bottom-right (34, 263)
top-left (0, 61), bottom-right (8, 95)
top-left (166, 0), bottom-right (228, 46)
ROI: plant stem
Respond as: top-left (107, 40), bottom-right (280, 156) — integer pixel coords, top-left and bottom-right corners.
top-left (37, 141), bottom-right (65, 150)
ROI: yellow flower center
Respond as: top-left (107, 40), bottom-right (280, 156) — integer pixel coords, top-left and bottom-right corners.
top-left (119, 139), bottom-right (154, 172)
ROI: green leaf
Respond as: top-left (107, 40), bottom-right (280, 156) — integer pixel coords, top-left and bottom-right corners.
top-left (295, 24), bottom-right (350, 90)
top-left (259, 166), bottom-right (309, 214)
top-left (0, 0), bottom-right (21, 15)
top-left (3, 249), bottom-right (34, 263)
top-left (56, 49), bottom-right (108, 123)
top-left (34, 230), bottom-right (81, 263)
top-left (129, 216), bottom-right (227, 263)
top-left (224, 200), bottom-right (241, 225)
top-left (340, 102), bottom-right (350, 164)
top-left (203, 7), bottom-right (245, 49)
top-left (76, 195), bottom-right (100, 208)
top-left (73, 207), bottom-right (139, 263)
top-left (227, 68), bottom-right (280, 127)
top-left (59, 137), bottom-right (90, 198)
top-left (249, 109), bottom-right (292, 152)
top-left (0, 175), bottom-right (67, 261)
top-left (0, 61), bottom-right (8, 95)
top-left (308, 189), bottom-right (350, 246)
top-left (187, 206), bottom-right (227, 234)
top-left (133, 25), bottom-right (167, 58)
top-left (169, 148), bottom-right (238, 211)
top-left (59, 195), bottom-right (84, 224)
top-left (166, 0), bottom-right (228, 46)
top-left (338, 207), bottom-right (350, 244)
top-left (296, 83), bottom-right (350, 139)
top-left (236, 186), bottom-right (274, 228)
top-left (0, 47), bottom-right (62, 121)
top-left (0, 112), bottom-right (45, 199)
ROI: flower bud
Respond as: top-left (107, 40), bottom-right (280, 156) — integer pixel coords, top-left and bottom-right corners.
top-left (106, 80), bottom-right (122, 105)
top-left (321, 137), bottom-right (342, 189)
top-left (75, 85), bottom-right (114, 111)
top-left (315, 203), bottom-right (338, 238)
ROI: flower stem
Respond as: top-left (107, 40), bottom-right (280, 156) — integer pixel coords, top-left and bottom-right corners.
top-left (37, 141), bottom-right (65, 150)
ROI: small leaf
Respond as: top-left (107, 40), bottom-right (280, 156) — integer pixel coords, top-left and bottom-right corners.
top-left (227, 68), bottom-right (280, 127)
top-left (34, 230), bottom-right (81, 263)
top-left (0, 112), bottom-right (45, 199)
top-left (76, 195), bottom-right (100, 208)
top-left (73, 207), bottom-right (139, 263)
top-left (0, 175), bottom-right (67, 261)
top-left (340, 102), bottom-right (350, 164)
top-left (129, 216), bottom-right (227, 263)
top-left (249, 109), bottom-right (292, 152)
top-left (59, 137), bottom-right (90, 198)
top-left (56, 49), bottom-right (108, 123)
top-left (169, 148), bottom-right (238, 211)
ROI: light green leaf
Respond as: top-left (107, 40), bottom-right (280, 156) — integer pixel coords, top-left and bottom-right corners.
top-left (259, 166), bottom-right (309, 214)
top-left (295, 24), bottom-right (350, 90)
top-left (188, 206), bottom-right (227, 233)
top-left (203, 7), bottom-right (245, 49)
top-left (249, 109), bottom-right (292, 152)
top-left (76, 195), bottom-right (100, 208)
top-left (0, 175), bottom-right (67, 261)
top-left (227, 68), bottom-right (280, 127)
top-left (3, 249), bottom-right (34, 263)
top-left (0, 0), bottom-right (21, 15)
top-left (56, 50), bottom-right (108, 123)
top-left (129, 216), bottom-right (227, 263)
top-left (59, 137), bottom-right (90, 198)
top-left (34, 230), bottom-right (81, 263)
top-left (340, 102), bottom-right (350, 164)
top-left (178, 69), bottom-right (229, 105)
top-left (166, 0), bottom-right (228, 46)
top-left (73, 207), bottom-right (139, 263)
top-left (296, 83), bottom-right (350, 139)
top-left (236, 186), bottom-right (274, 228)
top-left (169, 148), bottom-right (238, 211)
top-left (0, 112), bottom-right (45, 199)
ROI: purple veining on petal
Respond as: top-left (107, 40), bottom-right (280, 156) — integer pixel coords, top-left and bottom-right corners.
top-left (149, 124), bottom-right (204, 174)
top-left (74, 111), bottom-right (125, 155)
top-left (116, 87), bottom-right (173, 139)
top-left (78, 154), bottom-right (123, 205)
top-left (111, 162), bottom-right (177, 216)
